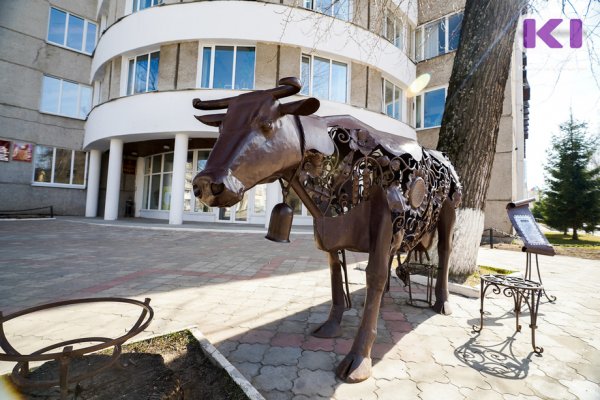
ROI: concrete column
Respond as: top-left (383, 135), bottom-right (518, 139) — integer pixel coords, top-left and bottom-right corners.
top-left (264, 182), bottom-right (281, 228)
top-left (104, 138), bottom-right (123, 221)
top-left (169, 133), bottom-right (188, 225)
top-left (134, 156), bottom-right (145, 217)
top-left (85, 149), bottom-right (102, 217)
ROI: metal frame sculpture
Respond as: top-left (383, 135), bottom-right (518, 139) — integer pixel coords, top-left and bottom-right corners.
top-left (0, 298), bottom-right (153, 399)
top-left (192, 77), bottom-right (461, 382)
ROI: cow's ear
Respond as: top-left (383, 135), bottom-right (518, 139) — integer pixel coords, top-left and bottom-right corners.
top-left (195, 113), bottom-right (225, 127)
top-left (280, 98), bottom-right (320, 116)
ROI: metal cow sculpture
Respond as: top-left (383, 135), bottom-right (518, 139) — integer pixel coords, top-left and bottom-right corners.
top-left (192, 77), bottom-right (461, 383)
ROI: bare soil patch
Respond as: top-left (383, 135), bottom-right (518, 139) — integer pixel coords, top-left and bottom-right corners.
top-left (5, 331), bottom-right (249, 400)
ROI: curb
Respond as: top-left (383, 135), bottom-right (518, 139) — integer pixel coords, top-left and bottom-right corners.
top-left (188, 327), bottom-right (265, 400)
top-left (410, 274), bottom-right (480, 298)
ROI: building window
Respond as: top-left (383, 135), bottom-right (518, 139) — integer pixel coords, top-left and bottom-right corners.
top-left (40, 76), bottom-right (92, 119)
top-left (199, 46), bottom-right (256, 90)
top-left (415, 87), bottom-right (446, 129)
top-left (303, 0), bottom-right (351, 21)
top-left (33, 145), bottom-right (88, 187)
top-left (127, 52), bottom-right (160, 95)
top-left (383, 10), bottom-right (407, 51)
top-left (132, 0), bottom-right (163, 13)
top-left (142, 152), bottom-right (173, 210)
top-left (415, 12), bottom-right (463, 61)
top-left (383, 79), bottom-right (402, 121)
top-left (300, 55), bottom-right (348, 103)
top-left (47, 7), bottom-right (97, 54)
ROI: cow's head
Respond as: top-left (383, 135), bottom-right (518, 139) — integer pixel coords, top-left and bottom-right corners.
top-left (192, 77), bottom-right (324, 208)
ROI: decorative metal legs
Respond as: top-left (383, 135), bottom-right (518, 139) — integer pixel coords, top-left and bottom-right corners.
top-left (526, 252), bottom-right (556, 303)
top-left (473, 275), bottom-right (544, 354)
top-left (395, 251), bottom-right (435, 308)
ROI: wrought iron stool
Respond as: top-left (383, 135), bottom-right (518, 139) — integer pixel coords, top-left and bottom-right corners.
top-left (394, 250), bottom-right (436, 307)
top-left (473, 274), bottom-right (543, 354)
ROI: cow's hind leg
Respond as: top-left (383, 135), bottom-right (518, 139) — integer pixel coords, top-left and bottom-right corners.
top-left (313, 251), bottom-right (346, 338)
top-left (432, 199), bottom-right (456, 315)
top-left (336, 188), bottom-right (392, 383)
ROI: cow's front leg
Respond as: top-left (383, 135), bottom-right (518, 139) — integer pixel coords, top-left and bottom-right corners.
top-left (336, 187), bottom-right (392, 383)
top-left (313, 251), bottom-right (346, 338)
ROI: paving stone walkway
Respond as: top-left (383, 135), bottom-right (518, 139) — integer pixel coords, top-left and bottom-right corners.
top-left (0, 218), bottom-right (599, 399)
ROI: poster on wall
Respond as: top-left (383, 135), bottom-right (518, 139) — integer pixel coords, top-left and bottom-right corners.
top-left (0, 140), bottom-right (10, 162)
top-left (12, 142), bottom-right (33, 162)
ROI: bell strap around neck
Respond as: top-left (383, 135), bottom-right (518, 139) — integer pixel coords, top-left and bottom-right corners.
top-left (279, 115), bottom-right (307, 202)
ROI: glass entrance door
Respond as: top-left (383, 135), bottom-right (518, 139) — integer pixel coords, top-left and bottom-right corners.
top-left (218, 192), bottom-right (248, 222)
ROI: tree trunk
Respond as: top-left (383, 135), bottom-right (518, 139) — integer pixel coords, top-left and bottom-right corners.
top-left (437, 0), bottom-right (526, 275)
top-left (573, 228), bottom-right (578, 241)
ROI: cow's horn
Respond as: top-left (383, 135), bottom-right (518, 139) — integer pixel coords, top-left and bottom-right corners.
top-left (267, 77), bottom-right (302, 99)
top-left (192, 97), bottom-right (232, 110)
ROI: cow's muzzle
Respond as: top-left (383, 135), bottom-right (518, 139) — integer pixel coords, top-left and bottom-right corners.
top-left (193, 170), bottom-right (245, 207)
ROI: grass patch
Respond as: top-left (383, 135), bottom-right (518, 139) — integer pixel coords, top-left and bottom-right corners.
top-left (450, 265), bottom-right (517, 287)
top-left (544, 233), bottom-right (600, 248)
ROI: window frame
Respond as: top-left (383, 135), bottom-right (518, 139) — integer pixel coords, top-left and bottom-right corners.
top-left (414, 86), bottom-right (447, 130)
top-left (382, 8), bottom-right (407, 52)
top-left (414, 11), bottom-right (463, 62)
top-left (32, 145), bottom-right (88, 189)
top-left (131, 0), bottom-right (163, 13)
top-left (300, 54), bottom-right (350, 104)
top-left (126, 51), bottom-right (160, 95)
top-left (197, 44), bottom-right (257, 90)
top-left (382, 78), bottom-right (404, 121)
top-left (302, 0), bottom-right (352, 22)
top-left (39, 75), bottom-right (93, 120)
top-left (46, 6), bottom-right (97, 55)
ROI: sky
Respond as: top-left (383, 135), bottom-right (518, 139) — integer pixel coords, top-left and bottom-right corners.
top-left (525, 0), bottom-right (600, 189)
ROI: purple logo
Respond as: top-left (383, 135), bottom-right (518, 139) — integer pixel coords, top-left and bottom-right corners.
top-left (523, 19), bottom-right (583, 49)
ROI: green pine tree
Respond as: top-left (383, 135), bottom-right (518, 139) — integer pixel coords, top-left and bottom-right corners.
top-left (542, 114), bottom-right (600, 240)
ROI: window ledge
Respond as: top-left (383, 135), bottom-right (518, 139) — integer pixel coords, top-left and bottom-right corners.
top-left (46, 41), bottom-right (94, 57)
top-left (39, 110), bottom-right (88, 121)
top-left (32, 182), bottom-right (86, 189)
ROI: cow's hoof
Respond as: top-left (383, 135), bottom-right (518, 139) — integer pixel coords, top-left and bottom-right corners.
top-left (336, 353), bottom-right (372, 383)
top-left (432, 300), bottom-right (452, 315)
top-left (312, 319), bottom-right (342, 338)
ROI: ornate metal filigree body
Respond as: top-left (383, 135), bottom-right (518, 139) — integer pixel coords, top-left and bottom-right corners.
top-left (299, 126), bottom-right (461, 253)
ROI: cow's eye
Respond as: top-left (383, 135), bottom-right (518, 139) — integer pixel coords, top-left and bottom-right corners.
top-left (260, 120), bottom-right (274, 133)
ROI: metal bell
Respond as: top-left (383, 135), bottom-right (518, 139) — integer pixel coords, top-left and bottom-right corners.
top-left (265, 202), bottom-right (294, 243)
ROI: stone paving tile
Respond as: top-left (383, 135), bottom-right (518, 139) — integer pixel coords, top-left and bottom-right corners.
top-left (292, 369), bottom-right (336, 398)
top-left (332, 378), bottom-right (378, 400)
top-left (297, 350), bottom-right (336, 371)
top-left (263, 346), bottom-right (302, 366)
top-left (418, 382), bottom-right (463, 400)
top-left (253, 365), bottom-right (297, 392)
top-left (229, 343), bottom-right (269, 363)
top-left (374, 379), bottom-right (420, 400)
top-left (371, 359), bottom-right (409, 380)
top-left (559, 379), bottom-right (600, 400)
top-left (235, 361), bottom-right (261, 380)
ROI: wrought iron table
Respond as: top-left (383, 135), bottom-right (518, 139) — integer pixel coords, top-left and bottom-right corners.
top-left (473, 274), bottom-right (544, 354)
